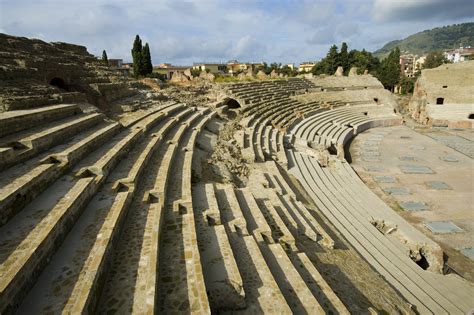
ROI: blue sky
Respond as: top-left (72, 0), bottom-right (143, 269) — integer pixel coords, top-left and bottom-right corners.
top-left (1, 0), bottom-right (472, 65)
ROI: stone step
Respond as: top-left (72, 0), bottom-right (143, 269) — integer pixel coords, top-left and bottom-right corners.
top-left (0, 121), bottom-right (121, 227)
top-left (290, 252), bottom-right (350, 314)
top-left (0, 113), bottom-right (104, 169)
top-left (204, 183), bottom-right (222, 225)
top-left (193, 183), bottom-right (246, 310)
top-left (95, 108), bottom-right (199, 314)
top-left (270, 190), bottom-right (318, 242)
top-left (335, 161), bottom-right (474, 309)
top-left (310, 154), bottom-right (466, 312)
top-left (289, 150), bottom-right (464, 314)
top-left (215, 185), bottom-right (249, 235)
top-left (225, 225), bottom-right (291, 314)
top-left (0, 177), bottom-right (98, 313)
top-left (257, 199), bottom-right (296, 249)
top-left (151, 111), bottom-right (212, 313)
top-left (254, 233), bottom-right (324, 314)
top-left (0, 111), bottom-right (168, 313)
top-left (0, 104), bottom-right (81, 138)
top-left (16, 107), bottom-right (194, 314)
top-left (235, 188), bottom-right (272, 240)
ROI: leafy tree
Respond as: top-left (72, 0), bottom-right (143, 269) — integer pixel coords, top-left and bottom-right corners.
top-left (326, 45), bottom-right (339, 74)
top-left (190, 68), bottom-right (202, 77)
top-left (423, 51), bottom-right (447, 69)
top-left (348, 49), bottom-right (379, 74)
top-left (262, 62), bottom-right (281, 75)
top-left (376, 47), bottom-right (401, 91)
top-left (399, 75), bottom-right (415, 94)
top-left (311, 61), bottom-right (326, 75)
top-left (280, 65), bottom-right (297, 77)
top-left (102, 50), bottom-right (108, 65)
top-left (311, 43), bottom-right (380, 76)
top-left (131, 35), bottom-right (143, 77)
top-left (142, 43), bottom-right (153, 75)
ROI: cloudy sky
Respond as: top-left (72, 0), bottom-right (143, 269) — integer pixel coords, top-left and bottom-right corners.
top-left (1, 0), bottom-right (472, 65)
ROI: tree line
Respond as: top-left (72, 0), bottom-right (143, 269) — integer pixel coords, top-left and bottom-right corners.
top-left (311, 42), bottom-right (449, 92)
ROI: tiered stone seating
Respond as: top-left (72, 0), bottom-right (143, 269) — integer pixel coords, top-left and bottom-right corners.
top-left (287, 150), bottom-right (474, 313)
top-left (229, 77), bottom-right (474, 313)
top-left (0, 33), bottom-right (135, 112)
top-left (197, 181), bottom-right (347, 313)
top-left (290, 106), bottom-right (402, 156)
top-left (0, 99), bottom-right (218, 313)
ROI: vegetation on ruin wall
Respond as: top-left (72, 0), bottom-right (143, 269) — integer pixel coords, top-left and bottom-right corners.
top-left (374, 22), bottom-right (474, 59)
top-left (423, 51), bottom-right (449, 69)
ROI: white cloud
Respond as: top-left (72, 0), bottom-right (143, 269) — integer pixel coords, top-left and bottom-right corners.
top-left (373, 0), bottom-right (474, 22)
top-left (0, 0), bottom-right (472, 64)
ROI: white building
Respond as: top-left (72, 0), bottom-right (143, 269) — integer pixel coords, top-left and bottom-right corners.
top-left (444, 47), bottom-right (474, 63)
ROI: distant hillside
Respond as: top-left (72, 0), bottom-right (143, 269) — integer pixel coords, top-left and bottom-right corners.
top-left (373, 22), bottom-right (474, 59)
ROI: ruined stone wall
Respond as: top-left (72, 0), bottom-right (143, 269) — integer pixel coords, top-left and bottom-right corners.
top-left (408, 61), bottom-right (474, 125)
top-left (0, 33), bottom-right (134, 111)
top-left (311, 74), bottom-right (384, 90)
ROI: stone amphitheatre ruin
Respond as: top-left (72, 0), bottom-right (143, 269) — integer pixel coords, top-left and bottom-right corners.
top-left (0, 33), bottom-right (473, 314)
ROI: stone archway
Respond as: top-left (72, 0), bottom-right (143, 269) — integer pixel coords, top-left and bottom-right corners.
top-left (49, 77), bottom-right (68, 91)
top-left (224, 98), bottom-right (241, 109)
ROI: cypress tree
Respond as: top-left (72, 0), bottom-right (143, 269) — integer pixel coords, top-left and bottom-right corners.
top-left (142, 43), bottom-right (153, 75)
top-left (131, 35), bottom-right (143, 77)
top-left (339, 42), bottom-right (349, 73)
top-left (326, 45), bottom-right (339, 74)
top-left (102, 50), bottom-right (108, 65)
top-left (376, 47), bottom-right (401, 91)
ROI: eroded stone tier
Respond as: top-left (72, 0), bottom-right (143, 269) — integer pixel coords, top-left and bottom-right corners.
top-left (0, 33), bottom-right (135, 111)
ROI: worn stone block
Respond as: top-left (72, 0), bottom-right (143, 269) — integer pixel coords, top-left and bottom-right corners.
top-left (460, 248), bottom-right (474, 260)
top-left (400, 201), bottom-right (429, 211)
top-left (399, 165), bottom-right (434, 174)
top-left (439, 156), bottom-right (459, 162)
top-left (365, 166), bottom-right (385, 172)
top-left (373, 175), bottom-right (396, 183)
top-left (399, 156), bottom-right (418, 161)
top-left (424, 221), bottom-right (463, 234)
top-left (383, 187), bottom-right (410, 195)
top-left (425, 181), bottom-right (452, 190)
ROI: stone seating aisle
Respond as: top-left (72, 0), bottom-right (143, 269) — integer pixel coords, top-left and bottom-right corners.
top-left (192, 175), bottom-right (348, 314)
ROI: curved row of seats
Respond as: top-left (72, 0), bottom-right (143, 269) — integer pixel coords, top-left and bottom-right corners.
top-left (287, 150), bottom-right (474, 314)
top-left (227, 78), bottom-right (474, 313)
top-left (290, 106), bottom-right (401, 156)
top-left (0, 101), bottom-right (215, 313)
top-left (192, 160), bottom-right (346, 313)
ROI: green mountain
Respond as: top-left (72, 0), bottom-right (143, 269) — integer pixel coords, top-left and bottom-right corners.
top-left (373, 22), bottom-right (474, 59)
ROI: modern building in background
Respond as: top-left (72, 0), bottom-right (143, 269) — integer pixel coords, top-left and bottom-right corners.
top-left (153, 63), bottom-right (190, 80)
top-left (400, 54), bottom-right (416, 77)
top-left (192, 63), bottom-right (227, 74)
top-left (444, 46), bottom-right (474, 63)
top-left (298, 62), bottom-right (316, 72)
